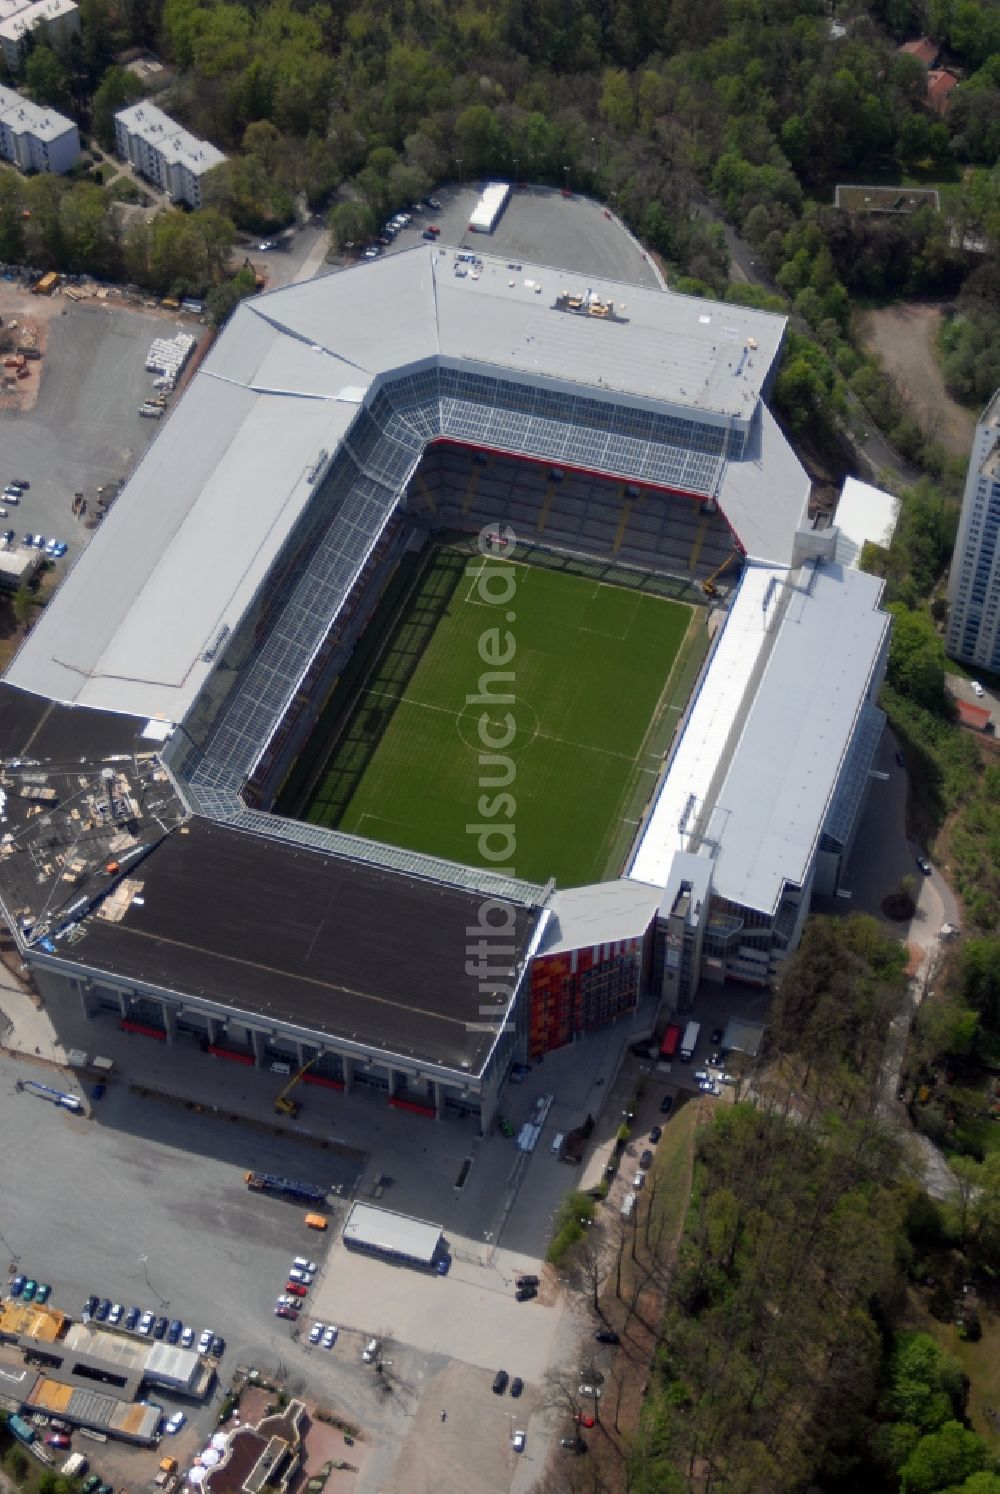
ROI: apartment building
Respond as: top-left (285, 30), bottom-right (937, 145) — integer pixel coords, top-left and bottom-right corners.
top-left (0, 0), bottom-right (79, 70)
top-left (114, 102), bottom-right (225, 207)
top-left (947, 390), bottom-right (1000, 670)
top-left (0, 83), bottom-right (79, 174)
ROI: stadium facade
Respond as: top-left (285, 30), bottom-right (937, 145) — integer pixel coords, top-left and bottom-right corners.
top-left (0, 245), bottom-right (890, 1125)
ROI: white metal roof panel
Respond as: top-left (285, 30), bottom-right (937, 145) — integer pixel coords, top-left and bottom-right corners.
top-left (254, 251), bottom-right (441, 375)
top-left (833, 475), bottom-right (900, 568)
top-left (702, 562), bottom-right (888, 914)
top-left (432, 250), bottom-right (785, 419)
top-left (7, 379), bottom-right (354, 718)
top-left (716, 405), bottom-right (810, 565)
top-left (538, 879), bottom-right (662, 955)
top-left (628, 564), bottom-right (783, 888)
top-left (343, 1201), bottom-right (442, 1262)
top-left (630, 562), bottom-right (888, 914)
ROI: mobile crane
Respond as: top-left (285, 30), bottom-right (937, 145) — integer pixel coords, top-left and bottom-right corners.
top-left (701, 551), bottom-right (740, 598)
top-left (274, 1055), bottom-right (319, 1118)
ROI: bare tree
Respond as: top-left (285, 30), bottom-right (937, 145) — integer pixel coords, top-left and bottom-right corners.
top-left (575, 1234), bottom-right (610, 1314)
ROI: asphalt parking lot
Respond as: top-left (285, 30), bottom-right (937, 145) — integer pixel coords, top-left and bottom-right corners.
top-left (0, 294), bottom-right (203, 564)
top-left (350, 183), bottom-right (663, 291)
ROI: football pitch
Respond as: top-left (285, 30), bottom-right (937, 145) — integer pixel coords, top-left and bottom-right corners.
top-left (293, 547), bottom-right (693, 887)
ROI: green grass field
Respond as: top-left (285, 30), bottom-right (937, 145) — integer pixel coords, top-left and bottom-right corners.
top-left (295, 546), bottom-right (692, 886)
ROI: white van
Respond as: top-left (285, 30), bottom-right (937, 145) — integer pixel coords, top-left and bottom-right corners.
top-left (620, 1192), bottom-right (636, 1220)
top-left (550, 1132), bottom-right (564, 1155)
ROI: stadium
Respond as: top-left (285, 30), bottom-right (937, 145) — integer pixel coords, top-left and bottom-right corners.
top-left (0, 244), bottom-right (891, 1128)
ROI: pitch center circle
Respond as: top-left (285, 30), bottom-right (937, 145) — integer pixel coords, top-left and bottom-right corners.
top-left (456, 697), bottom-right (540, 756)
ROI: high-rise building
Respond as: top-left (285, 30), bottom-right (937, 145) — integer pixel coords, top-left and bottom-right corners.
top-left (947, 390), bottom-right (1000, 669)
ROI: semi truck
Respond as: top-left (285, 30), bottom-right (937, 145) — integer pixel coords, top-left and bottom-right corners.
top-left (244, 1170), bottom-right (327, 1204)
top-left (679, 1020), bottom-right (700, 1062)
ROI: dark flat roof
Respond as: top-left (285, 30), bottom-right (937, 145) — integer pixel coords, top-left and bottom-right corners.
top-left (0, 683), bottom-right (151, 761)
top-left (58, 820), bottom-right (538, 1074)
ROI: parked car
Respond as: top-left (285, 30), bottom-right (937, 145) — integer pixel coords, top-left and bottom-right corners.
top-left (509, 1376), bottom-right (523, 1398)
top-left (659, 1095), bottom-right (673, 1115)
top-left (516, 1284), bottom-right (537, 1302)
top-left (579, 1384), bottom-right (602, 1398)
top-left (197, 1328), bottom-right (213, 1352)
top-left (694, 1070), bottom-right (710, 1082)
top-left (423, 197), bottom-right (442, 210)
top-left (288, 1267), bottom-right (313, 1284)
top-left (2, 529), bottom-right (14, 547)
top-left (2, 492), bottom-right (18, 505)
top-left (575, 1412), bottom-right (596, 1428)
top-left (82, 1476), bottom-right (101, 1493)
top-left (309, 1322), bottom-right (324, 1344)
top-left (516, 1274), bottom-right (539, 1289)
top-left (167, 1319), bottom-right (182, 1344)
top-left (560, 1436), bottom-right (583, 1450)
top-left (46, 539), bottom-right (67, 558)
top-left (285, 1281), bottom-right (308, 1297)
top-left (321, 1326), bottom-right (337, 1349)
top-left (138, 1311), bottom-right (155, 1335)
top-left (640, 1149), bottom-right (654, 1168)
top-left (274, 1304), bottom-right (298, 1319)
top-left (165, 1413), bottom-right (186, 1435)
top-left (153, 1316), bottom-right (168, 1339)
top-left (595, 1328), bottom-right (620, 1344)
top-left (125, 1306), bottom-right (141, 1331)
top-left (11, 1274), bottom-right (25, 1297)
top-left (421, 228), bottom-right (438, 240)
top-left (649, 1125), bottom-right (662, 1143)
top-left (435, 1254), bottom-right (451, 1275)
top-left (32, 534), bottom-right (46, 549)
top-left (362, 1338), bottom-right (379, 1362)
top-left (181, 1326), bottom-right (195, 1347)
top-left (492, 1369), bottom-right (509, 1394)
top-left (916, 854), bottom-right (932, 876)
top-left (95, 1296), bottom-right (110, 1320)
top-left (292, 1258), bottom-right (317, 1274)
top-left (45, 1433), bottom-right (70, 1449)
top-left (512, 1430), bottom-right (526, 1452)
top-left (8, 479), bottom-right (28, 490)
top-left (107, 1301), bottom-right (122, 1323)
top-left (633, 1171), bottom-right (646, 1189)
top-left (211, 1336), bottom-right (225, 1357)
top-left (699, 1079), bottom-right (721, 1095)
top-left (972, 681), bottom-right (985, 697)
top-left (360, 246), bottom-right (382, 260)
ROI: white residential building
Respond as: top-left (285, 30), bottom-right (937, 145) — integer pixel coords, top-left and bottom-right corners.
top-left (0, 0), bottom-right (79, 71)
top-left (947, 390), bottom-right (1000, 670)
top-left (113, 102), bottom-right (226, 208)
top-left (0, 83), bottom-right (79, 174)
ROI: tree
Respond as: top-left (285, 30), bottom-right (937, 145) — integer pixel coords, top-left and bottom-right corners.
top-left (900, 1420), bottom-right (986, 1494)
top-left (24, 44), bottom-right (71, 109)
top-left (326, 199), bottom-right (374, 253)
top-left (13, 585), bottom-right (33, 629)
top-left (885, 605), bottom-right (947, 712)
top-left (90, 66), bottom-right (143, 150)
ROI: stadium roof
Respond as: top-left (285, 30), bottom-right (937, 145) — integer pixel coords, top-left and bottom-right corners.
top-left (43, 818), bottom-right (542, 1076)
top-left (7, 248), bottom-right (797, 723)
top-left (537, 879), bottom-right (662, 957)
top-left (833, 475), bottom-right (901, 568)
top-left (629, 559), bottom-right (889, 915)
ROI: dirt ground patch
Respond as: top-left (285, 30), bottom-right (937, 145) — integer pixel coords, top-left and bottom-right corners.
top-left (857, 302), bottom-right (976, 458)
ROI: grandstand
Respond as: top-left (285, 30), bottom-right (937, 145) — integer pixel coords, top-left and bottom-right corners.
top-left (0, 243), bottom-right (891, 1127)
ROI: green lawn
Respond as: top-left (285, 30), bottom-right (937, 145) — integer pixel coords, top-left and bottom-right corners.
top-left (296, 546), bottom-right (691, 886)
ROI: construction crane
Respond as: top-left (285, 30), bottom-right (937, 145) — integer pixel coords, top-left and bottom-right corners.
top-left (274, 1055), bottom-right (319, 1118)
top-left (701, 551), bottom-right (740, 598)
